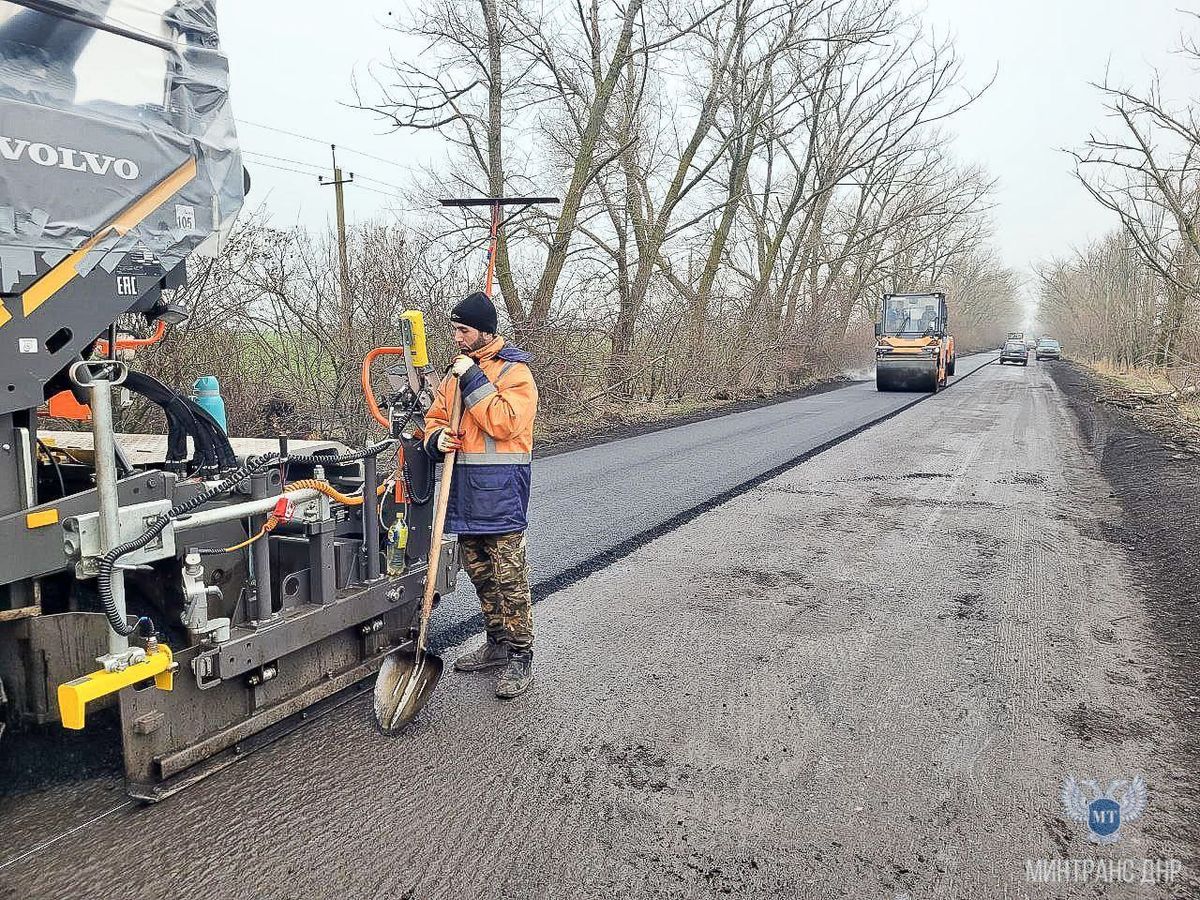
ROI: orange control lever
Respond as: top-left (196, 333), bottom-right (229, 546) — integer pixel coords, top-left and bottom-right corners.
top-left (94, 319), bottom-right (168, 354)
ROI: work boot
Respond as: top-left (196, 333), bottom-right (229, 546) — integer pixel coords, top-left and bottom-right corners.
top-left (454, 639), bottom-right (509, 672)
top-left (495, 650), bottom-right (533, 699)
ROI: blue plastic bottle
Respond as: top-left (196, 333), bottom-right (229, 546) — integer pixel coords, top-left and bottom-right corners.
top-left (191, 375), bottom-right (228, 432)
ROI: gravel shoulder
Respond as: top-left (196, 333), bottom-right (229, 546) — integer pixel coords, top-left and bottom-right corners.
top-left (4, 357), bottom-right (1196, 899)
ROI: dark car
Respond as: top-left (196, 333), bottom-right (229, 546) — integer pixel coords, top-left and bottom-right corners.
top-left (1036, 338), bottom-right (1061, 360)
top-left (999, 340), bottom-right (1028, 366)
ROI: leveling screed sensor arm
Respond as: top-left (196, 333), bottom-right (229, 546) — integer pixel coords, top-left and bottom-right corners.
top-left (439, 196), bottom-right (560, 296)
top-left (95, 440), bottom-right (398, 637)
top-left (96, 455), bottom-right (277, 637)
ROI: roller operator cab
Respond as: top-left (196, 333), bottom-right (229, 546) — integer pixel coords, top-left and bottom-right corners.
top-left (0, 1), bottom-right (458, 799)
top-left (874, 292), bottom-right (955, 392)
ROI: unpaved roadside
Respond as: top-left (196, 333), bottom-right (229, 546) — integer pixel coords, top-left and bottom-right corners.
top-left (4, 359), bottom-right (1196, 899)
top-left (1051, 362), bottom-right (1200, 846)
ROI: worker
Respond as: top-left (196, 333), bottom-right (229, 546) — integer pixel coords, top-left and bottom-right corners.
top-left (423, 291), bottom-right (539, 699)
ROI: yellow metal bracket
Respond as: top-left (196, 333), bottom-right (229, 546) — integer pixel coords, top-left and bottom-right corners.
top-left (57, 645), bottom-right (175, 730)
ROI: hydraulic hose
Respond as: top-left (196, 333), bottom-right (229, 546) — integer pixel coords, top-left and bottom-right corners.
top-left (123, 371), bottom-right (230, 471)
top-left (362, 348), bottom-right (409, 429)
top-left (281, 478), bottom-right (390, 506)
top-left (37, 438), bottom-right (67, 499)
top-left (95, 440), bottom-right (397, 636)
top-left (385, 404), bottom-right (433, 506)
top-left (183, 397), bottom-right (237, 470)
top-left (122, 371), bottom-right (202, 465)
top-left (401, 443), bottom-right (433, 505)
top-left (283, 439), bottom-right (397, 466)
top-left (96, 454), bottom-right (280, 636)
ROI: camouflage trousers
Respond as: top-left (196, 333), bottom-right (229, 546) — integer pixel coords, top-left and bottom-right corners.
top-left (458, 532), bottom-right (533, 651)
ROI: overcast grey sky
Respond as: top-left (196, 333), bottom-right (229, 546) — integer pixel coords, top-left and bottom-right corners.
top-left (221, 1), bottom-right (1200, 277)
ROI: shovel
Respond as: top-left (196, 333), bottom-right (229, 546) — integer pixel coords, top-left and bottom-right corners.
top-left (373, 381), bottom-right (462, 732)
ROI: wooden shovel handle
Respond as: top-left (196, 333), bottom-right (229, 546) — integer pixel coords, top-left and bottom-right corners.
top-left (416, 380), bottom-right (463, 650)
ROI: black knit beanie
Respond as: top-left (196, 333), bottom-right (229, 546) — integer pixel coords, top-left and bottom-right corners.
top-left (450, 291), bottom-right (498, 334)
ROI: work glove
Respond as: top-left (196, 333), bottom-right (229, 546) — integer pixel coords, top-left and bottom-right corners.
top-left (435, 429), bottom-right (464, 453)
top-left (449, 355), bottom-right (474, 377)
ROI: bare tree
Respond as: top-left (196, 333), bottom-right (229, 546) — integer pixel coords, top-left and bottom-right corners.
top-left (157, 0), bottom-right (1017, 444)
top-left (355, 0), bottom-right (544, 326)
top-left (1038, 233), bottom-right (1164, 368)
top-left (1070, 27), bottom-right (1200, 363)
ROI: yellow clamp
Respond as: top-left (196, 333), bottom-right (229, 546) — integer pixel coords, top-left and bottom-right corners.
top-left (57, 644), bottom-right (174, 730)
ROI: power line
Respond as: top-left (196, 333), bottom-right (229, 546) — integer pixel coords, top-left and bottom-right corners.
top-left (353, 172), bottom-right (407, 192)
top-left (237, 117), bottom-right (328, 146)
top-left (236, 117), bottom-right (407, 171)
top-left (355, 184), bottom-right (408, 201)
top-left (335, 145), bottom-right (406, 173)
top-left (242, 149), bottom-right (326, 174)
top-left (242, 149), bottom-right (407, 192)
top-left (246, 156), bottom-right (407, 197)
top-left (242, 158), bottom-right (323, 178)
top-left (246, 157), bottom-right (416, 208)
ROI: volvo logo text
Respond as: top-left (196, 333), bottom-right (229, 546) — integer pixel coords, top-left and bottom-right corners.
top-left (0, 135), bottom-right (139, 180)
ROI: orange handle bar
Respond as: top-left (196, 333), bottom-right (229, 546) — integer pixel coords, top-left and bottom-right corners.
top-left (362, 347), bottom-right (407, 429)
top-left (95, 319), bottom-right (167, 354)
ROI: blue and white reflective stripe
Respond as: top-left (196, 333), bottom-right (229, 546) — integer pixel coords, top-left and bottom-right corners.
top-left (464, 359), bottom-right (522, 409)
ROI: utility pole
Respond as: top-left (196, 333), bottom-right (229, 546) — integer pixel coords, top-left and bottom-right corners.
top-left (318, 144), bottom-right (353, 305)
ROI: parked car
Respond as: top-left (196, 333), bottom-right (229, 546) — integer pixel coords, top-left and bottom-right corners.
top-left (999, 340), bottom-right (1028, 366)
top-left (1036, 338), bottom-right (1062, 360)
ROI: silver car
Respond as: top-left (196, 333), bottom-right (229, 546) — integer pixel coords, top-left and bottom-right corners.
top-left (1036, 338), bottom-right (1062, 360)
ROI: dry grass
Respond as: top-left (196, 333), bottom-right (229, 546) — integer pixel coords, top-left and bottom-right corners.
top-left (535, 397), bottom-right (754, 448)
top-left (1088, 359), bottom-right (1177, 395)
top-left (1080, 359), bottom-right (1200, 437)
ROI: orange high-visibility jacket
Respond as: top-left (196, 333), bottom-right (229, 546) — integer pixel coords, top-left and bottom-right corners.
top-left (423, 337), bottom-right (538, 534)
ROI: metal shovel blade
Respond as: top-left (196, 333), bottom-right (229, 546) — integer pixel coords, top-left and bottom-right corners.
top-left (373, 379), bottom-right (459, 735)
top-left (373, 646), bottom-right (444, 733)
